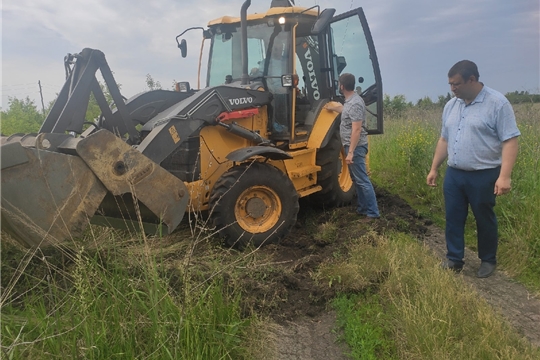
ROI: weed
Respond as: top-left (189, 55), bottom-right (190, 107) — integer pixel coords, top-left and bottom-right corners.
top-left (333, 292), bottom-right (398, 360)
top-left (313, 222), bottom-right (339, 245)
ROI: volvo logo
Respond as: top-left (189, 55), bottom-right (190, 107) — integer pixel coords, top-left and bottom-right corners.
top-left (304, 48), bottom-right (320, 100)
top-left (229, 97), bottom-right (253, 106)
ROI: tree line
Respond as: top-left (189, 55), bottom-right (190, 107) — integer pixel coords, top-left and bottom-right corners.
top-left (1, 87), bottom-right (538, 136)
top-left (0, 74), bottom-right (168, 136)
top-left (384, 90), bottom-right (540, 118)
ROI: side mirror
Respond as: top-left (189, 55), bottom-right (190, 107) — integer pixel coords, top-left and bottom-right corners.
top-left (178, 39), bottom-right (187, 58)
top-left (311, 8), bottom-right (336, 35)
top-left (337, 56), bottom-right (347, 74)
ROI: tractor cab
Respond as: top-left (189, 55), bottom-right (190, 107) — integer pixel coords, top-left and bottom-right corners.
top-left (177, 1), bottom-right (383, 145)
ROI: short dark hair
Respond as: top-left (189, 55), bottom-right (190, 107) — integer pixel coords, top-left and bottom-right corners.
top-left (448, 60), bottom-right (480, 82)
top-left (339, 73), bottom-right (355, 91)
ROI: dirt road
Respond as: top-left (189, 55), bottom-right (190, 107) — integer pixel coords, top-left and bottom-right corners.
top-left (425, 225), bottom-right (540, 348)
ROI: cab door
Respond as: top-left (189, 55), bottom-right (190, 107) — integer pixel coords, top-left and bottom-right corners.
top-left (328, 8), bottom-right (383, 134)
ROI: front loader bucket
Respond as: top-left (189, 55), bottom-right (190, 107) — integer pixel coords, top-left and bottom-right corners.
top-left (1, 130), bottom-right (190, 248)
top-left (74, 130), bottom-right (190, 236)
top-left (1, 139), bottom-right (108, 248)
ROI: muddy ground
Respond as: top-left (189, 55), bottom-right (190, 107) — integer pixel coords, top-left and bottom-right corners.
top-left (243, 188), bottom-right (540, 359)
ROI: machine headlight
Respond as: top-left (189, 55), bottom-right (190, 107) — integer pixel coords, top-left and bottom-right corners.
top-left (281, 75), bottom-right (293, 87)
top-left (281, 74), bottom-right (299, 87)
top-left (175, 81), bottom-right (191, 92)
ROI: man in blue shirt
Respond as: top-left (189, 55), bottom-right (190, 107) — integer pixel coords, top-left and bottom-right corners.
top-left (427, 60), bottom-right (520, 278)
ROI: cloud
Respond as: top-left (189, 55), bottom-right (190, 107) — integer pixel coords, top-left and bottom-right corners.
top-left (2, 0), bottom-right (539, 109)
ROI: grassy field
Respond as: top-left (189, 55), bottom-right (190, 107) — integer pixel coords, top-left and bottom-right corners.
top-left (0, 228), bottom-right (267, 359)
top-left (1, 103), bottom-right (538, 359)
top-left (4, 219), bottom-right (539, 359)
top-left (370, 102), bottom-right (540, 287)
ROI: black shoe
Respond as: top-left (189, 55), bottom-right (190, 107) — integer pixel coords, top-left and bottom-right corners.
top-left (477, 262), bottom-right (496, 278)
top-left (441, 259), bottom-right (463, 273)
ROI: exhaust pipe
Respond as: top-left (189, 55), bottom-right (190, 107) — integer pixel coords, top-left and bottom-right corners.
top-left (240, 0), bottom-right (251, 85)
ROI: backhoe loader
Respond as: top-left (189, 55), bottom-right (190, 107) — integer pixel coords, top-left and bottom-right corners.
top-left (1, 0), bottom-right (383, 249)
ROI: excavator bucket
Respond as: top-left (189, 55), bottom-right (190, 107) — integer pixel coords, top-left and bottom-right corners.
top-left (1, 136), bottom-right (107, 248)
top-left (1, 130), bottom-right (190, 248)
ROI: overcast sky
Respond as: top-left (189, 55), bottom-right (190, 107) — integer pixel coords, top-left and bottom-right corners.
top-left (2, 0), bottom-right (539, 110)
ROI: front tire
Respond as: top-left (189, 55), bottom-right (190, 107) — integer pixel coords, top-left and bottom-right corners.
top-left (209, 162), bottom-right (299, 249)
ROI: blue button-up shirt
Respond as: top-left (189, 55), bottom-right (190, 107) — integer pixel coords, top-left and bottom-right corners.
top-left (441, 85), bottom-right (520, 171)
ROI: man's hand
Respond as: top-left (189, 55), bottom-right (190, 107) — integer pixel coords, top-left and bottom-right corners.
top-left (324, 102), bottom-right (343, 113)
top-left (496, 137), bottom-right (518, 196)
top-left (494, 176), bottom-right (511, 195)
top-left (426, 169), bottom-right (438, 187)
top-left (427, 138), bottom-right (448, 187)
top-left (346, 152), bottom-right (354, 164)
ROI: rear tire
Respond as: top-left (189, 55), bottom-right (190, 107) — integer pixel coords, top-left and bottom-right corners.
top-left (209, 162), bottom-right (299, 249)
top-left (310, 131), bottom-right (355, 207)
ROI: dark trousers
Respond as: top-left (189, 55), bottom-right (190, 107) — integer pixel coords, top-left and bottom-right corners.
top-left (443, 166), bottom-right (500, 265)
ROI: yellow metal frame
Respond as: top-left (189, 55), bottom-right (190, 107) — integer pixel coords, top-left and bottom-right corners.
top-left (307, 102), bottom-right (340, 149)
top-left (290, 22), bottom-right (298, 144)
top-left (184, 104), bottom-right (330, 210)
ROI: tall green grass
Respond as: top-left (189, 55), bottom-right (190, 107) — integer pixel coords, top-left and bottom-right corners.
top-left (370, 103), bottom-right (540, 287)
top-left (1, 230), bottom-right (253, 359)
